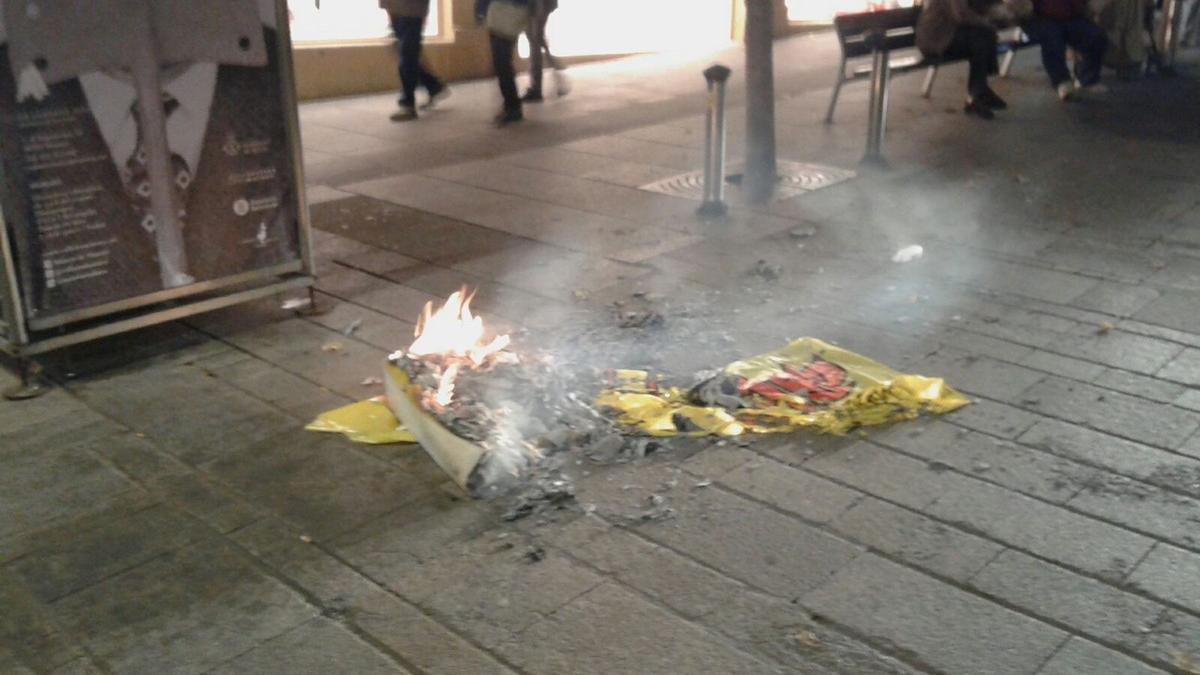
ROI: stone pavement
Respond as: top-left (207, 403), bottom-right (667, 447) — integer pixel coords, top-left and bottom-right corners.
top-left (4, 31), bottom-right (1200, 675)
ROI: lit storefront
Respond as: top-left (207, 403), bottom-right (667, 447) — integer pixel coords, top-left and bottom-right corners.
top-left (287, 0), bottom-right (440, 42)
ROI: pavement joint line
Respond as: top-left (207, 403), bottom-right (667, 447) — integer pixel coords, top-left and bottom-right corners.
top-left (184, 354), bottom-right (353, 425)
top-left (287, 528), bottom-right (540, 675)
top-left (688, 441), bottom-right (1200, 628)
top-left (696, 468), bottom-right (1188, 674)
top-left (540, 528), bottom-right (898, 675)
top-left (579, 507), bottom-right (944, 675)
top-left (1030, 635), bottom-right (1076, 675)
top-left (206, 526), bottom-right (437, 675)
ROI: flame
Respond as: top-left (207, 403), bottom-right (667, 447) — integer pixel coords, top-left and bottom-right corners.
top-left (406, 288), bottom-right (513, 409)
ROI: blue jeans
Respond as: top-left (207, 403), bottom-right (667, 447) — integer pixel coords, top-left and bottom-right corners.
top-left (1024, 16), bottom-right (1108, 87)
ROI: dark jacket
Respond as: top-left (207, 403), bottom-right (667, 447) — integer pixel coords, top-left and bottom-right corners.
top-left (1034, 0), bottom-right (1089, 20)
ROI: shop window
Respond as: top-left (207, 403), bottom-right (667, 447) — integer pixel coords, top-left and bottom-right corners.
top-left (525, 0), bottom-right (734, 58)
top-left (785, 0), bottom-right (914, 23)
top-left (287, 0), bottom-right (441, 43)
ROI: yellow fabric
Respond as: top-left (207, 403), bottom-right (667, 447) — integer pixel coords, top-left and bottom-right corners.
top-left (305, 397), bottom-right (417, 444)
top-left (596, 338), bottom-right (970, 437)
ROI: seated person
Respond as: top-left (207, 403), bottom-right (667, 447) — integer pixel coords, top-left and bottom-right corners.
top-left (1024, 0), bottom-right (1108, 98)
top-left (917, 0), bottom-right (1008, 119)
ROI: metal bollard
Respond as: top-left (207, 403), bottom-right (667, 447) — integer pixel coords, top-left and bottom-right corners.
top-left (698, 64), bottom-right (732, 218)
top-left (862, 31), bottom-right (891, 167)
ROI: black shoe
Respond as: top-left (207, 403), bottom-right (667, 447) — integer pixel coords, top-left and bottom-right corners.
top-left (390, 106), bottom-right (418, 122)
top-left (494, 109), bottom-right (524, 126)
top-left (963, 99), bottom-right (995, 120)
top-left (521, 89), bottom-right (544, 103)
top-left (979, 88), bottom-right (1008, 110)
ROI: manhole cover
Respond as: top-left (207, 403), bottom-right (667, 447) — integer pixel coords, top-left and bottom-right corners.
top-left (639, 160), bottom-right (855, 203)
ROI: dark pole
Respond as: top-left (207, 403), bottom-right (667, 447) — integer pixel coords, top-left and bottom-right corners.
top-left (744, 0), bottom-right (777, 204)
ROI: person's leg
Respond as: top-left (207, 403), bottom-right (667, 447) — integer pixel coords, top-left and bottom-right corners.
top-left (526, 12), bottom-right (547, 95)
top-left (1065, 17), bottom-right (1108, 85)
top-left (965, 25), bottom-right (999, 99)
top-left (490, 31), bottom-right (522, 121)
top-left (1025, 17), bottom-right (1073, 87)
top-left (394, 15), bottom-right (422, 109)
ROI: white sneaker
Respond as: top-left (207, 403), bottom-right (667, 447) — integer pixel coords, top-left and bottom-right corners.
top-left (1057, 82), bottom-right (1075, 101)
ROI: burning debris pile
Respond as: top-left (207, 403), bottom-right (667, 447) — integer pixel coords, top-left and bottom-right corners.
top-left (313, 287), bottom-right (971, 513)
top-left (384, 290), bottom-right (637, 501)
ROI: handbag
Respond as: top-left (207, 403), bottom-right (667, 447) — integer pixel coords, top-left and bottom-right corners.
top-left (486, 0), bottom-right (530, 39)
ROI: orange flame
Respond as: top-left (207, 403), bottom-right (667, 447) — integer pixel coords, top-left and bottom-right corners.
top-left (407, 288), bottom-right (512, 409)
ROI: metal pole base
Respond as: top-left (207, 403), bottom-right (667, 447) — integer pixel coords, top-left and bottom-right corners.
top-left (4, 359), bottom-right (49, 401)
top-left (293, 287), bottom-right (331, 317)
top-left (697, 201), bottom-right (729, 218)
top-left (859, 153), bottom-right (891, 171)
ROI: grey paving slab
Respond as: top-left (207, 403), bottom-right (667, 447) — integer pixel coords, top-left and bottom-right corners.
top-left (831, 497), bottom-right (1004, 582)
top-left (803, 553), bottom-right (1067, 675)
top-left (208, 618), bottom-right (409, 675)
top-left (1158, 348), bottom-right (1200, 386)
top-left (1019, 349), bottom-right (1108, 383)
top-left (947, 399), bottom-right (1043, 439)
top-left (48, 538), bottom-right (317, 675)
top-left (969, 549), bottom-right (1163, 651)
top-left (873, 421), bottom-right (1096, 503)
top-left (927, 478), bottom-right (1155, 580)
top-left (1018, 418), bottom-right (1200, 498)
top-left (1037, 638), bottom-right (1168, 675)
top-left (716, 455), bottom-right (862, 524)
top-left (1067, 474), bottom-right (1200, 550)
top-left (203, 430), bottom-right (434, 541)
top-left (1069, 282), bottom-right (1164, 317)
top-left (1019, 376), bottom-right (1200, 450)
top-left (1138, 610), bottom-right (1200, 672)
top-left (497, 146), bottom-right (683, 188)
top-left (497, 583), bottom-right (783, 675)
top-left (1135, 289), bottom-right (1200, 334)
top-left (1092, 368), bottom-right (1188, 403)
top-left (0, 567), bottom-right (87, 672)
top-left (1127, 544), bottom-right (1200, 616)
top-left (804, 441), bottom-right (978, 510)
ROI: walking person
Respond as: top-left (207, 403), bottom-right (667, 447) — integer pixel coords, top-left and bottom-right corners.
top-left (382, 0), bottom-right (449, 122)
top-left (1023, 0), bottom-right (1108, 99)
top-left (917, 0), bottom-right (1009, 119)
top-left (522, 0), bottom-right (570, 102)
top-left (476, 0), bottom-right (532, 126)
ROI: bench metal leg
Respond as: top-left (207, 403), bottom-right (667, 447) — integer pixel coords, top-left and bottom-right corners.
top-left (824, 58), bottom-right (847, 123)
top-left (1000, 49), bottom-right (1017, 77)
top-left (862, 48), bottom-right (891, 167)
top-left (921, 65), bottom-right (938, 97)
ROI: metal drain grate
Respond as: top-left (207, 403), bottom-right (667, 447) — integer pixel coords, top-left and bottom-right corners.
top-left (639, 160), bottom-right (856, 203)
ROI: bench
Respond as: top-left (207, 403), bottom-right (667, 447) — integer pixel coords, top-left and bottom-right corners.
top-left (825, 6), bottom-right (1039, 125)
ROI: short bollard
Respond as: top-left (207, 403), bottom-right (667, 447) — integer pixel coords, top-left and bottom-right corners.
top-left (862, 30), bottom-right (891, 168)
top-left (698, 64), bottom-right (732, 218)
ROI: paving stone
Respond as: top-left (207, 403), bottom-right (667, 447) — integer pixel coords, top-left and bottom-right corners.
top-left (1127, 544), bottom-right (1200, 616)
top-left (49, 538), bottom-right (316, 675)
top-left (0, 567), bottom-right (87, 671)
top-left (1038, 638), bottom-right (1168, 675)
top-left (1019, 376), bottom-right (1200, 450)
top-left (6, 501), bottom-right (213, 603)
top-left (917, 350), bottom-right (1046, 402)
top-left (146, 472), bottom-right (263, 534)
top-left (81, 430), bottom-right (192, 484)
top-left (48, 657), bottom-right (106, 675)
top-left (970, 549), bottom-right (1163, 649)
top-left (804, 441), bottom-right (976, 510)
top-left (927, 478), bottom-right (1155, 580)
top-left (497, 583), bottom-right (783, 675)
top-left (947, 399), bottom-right (1043, 439)
top-left (831, 497), bottom-right (1003, 581)
top-left (1138, 610), bottom-right (1200, 672)
top-left (874, 421), bottom-right (1096, 503)
top-left (717, 456), bottom-right (862, 524)
top-left (1093, 368), bottom-right (1187, 403)
top-left (1018, 419), bottom-right (1200, 498)
top-left (1067, 474), bottom-right (1200, 550)
top-left (348, 585), bottom-right (517, 675)
top-left (1158, 348), bottom-right (1200, 386)
top-left (803, 553), bottom-right (1067, 675)
top-left (1020, 349), bottom-right (1107, 383)
top-left (1135, 290), bottom-right (1200, 334)
top-left (1181, 430), bottom-right (1200, 460)
top-left (1070, 282), bottom-right (1163, 318)
top-left (679, 445), bottom-right (757, 479)
top-left (208, 618), bottom-right (409, 675)
top-left (203, 430), bottom-right (434, 541)
top-left (0, 438), bottom-right (137, 541)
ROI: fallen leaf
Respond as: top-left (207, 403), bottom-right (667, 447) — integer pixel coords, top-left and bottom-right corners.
top-left (322, 342), bottom-right (344, 353)
top-left (1096, 322), bottom-right (1115, 336)
top-left (792, 630), bottom-right (822, 648)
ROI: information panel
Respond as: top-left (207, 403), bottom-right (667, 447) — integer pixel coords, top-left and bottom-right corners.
top-left (0, 0), bottom-right (302, 323)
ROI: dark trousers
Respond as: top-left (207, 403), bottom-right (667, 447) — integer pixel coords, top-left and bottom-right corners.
top-left (1024, 16), bottom-right (1107, 87)
top-left (390, 14), bottom-right (443, 107)
top-left (938, 25), bottom-right (999, 98)
top-left (527, 9), bottom-right (563, 93)
top-left (490, 32), bottom-right (520, 113)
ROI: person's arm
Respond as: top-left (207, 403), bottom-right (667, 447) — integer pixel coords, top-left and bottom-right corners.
top-left (948, 0), bottom-right (997, 26)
